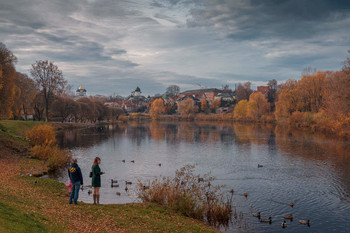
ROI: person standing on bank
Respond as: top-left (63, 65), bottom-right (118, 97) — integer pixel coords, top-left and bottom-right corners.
top-left (92, 157), bottom-right (104, 204)
top-left (68, 158), bottom-right (83, 204)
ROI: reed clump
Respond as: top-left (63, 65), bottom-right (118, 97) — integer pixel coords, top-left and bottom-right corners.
top-left (137, 164), bottom-right (232, 226)
top-left (26, 125), bottom-right (71, 171)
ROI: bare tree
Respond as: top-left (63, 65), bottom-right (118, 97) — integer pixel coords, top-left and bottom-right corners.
top-left (30, 60), bottom-right (67, 121)
top-left (165, 85), bottom-right (180, 97)
top-left (236, 82), bottom-right (252, 102)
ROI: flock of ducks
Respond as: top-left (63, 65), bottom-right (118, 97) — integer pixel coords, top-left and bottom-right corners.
top-left (249, 164), bottom-right (311, 229)
top-left (252, 209), bottom-right (310, 227)
top-left (109, 159), bottom-right (157, 196)
top-left (251, 202), bottom-right (311, 228)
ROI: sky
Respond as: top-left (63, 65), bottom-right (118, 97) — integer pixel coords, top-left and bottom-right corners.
top-left (1, 0), bottom-right (349, 96)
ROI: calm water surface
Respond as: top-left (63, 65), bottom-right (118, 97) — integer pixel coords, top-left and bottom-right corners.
top-left (54, 122), bottom-right (350, 233)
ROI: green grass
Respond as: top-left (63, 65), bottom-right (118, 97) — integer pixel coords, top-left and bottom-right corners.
top-left (0, 120), bottom-right (42, 137)
top-left (0, 201), bottom-right (49, 233)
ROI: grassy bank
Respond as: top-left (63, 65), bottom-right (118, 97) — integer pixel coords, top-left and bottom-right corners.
top-left (0, 120), bottom-right (218, 233)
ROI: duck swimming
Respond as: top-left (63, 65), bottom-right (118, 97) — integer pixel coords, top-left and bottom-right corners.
top-left (283, 214), bottom-right (293, 220)
top-left (299, 220), bottom-right (310, 225)
top-left (260, 217), bottom-right (272, 223)
top-left (252, 212), bottom-right (261, 218)
top-left (281, 220), bottom-right (287, 228)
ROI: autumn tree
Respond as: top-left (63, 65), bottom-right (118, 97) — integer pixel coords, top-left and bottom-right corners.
top-left (30, 60), bottom-right (67, 122)
top-left (247, 92), bottom-right (270, 120)
top-left (210, 99), bottom-right (221, 113)
top-left (200, 98), bottom-right (208, 113)
top-left (178, 98), bottom-right (197, 119)
top-left (0, 43), bottom-right (17, 119)
top-left (33, 92), bottom-right (45, 121)
top-left (76, 97), bottom-right (93, 122)
top-left (274, 79), bottom-right (298, 121)
top-left (233, 100), bottom-right (248, 120)
top-left (150, 98), bottom-right (166, 120)
top-left (12, 72), bottom-right (36, 120)
top-left (51, 96), bottom-right (77, 122)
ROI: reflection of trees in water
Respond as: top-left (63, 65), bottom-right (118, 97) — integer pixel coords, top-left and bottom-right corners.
top-left (56, 124), bottom-right (126, 149)
top-left (150, 121), bottom-right (166, 140)
top-left (275, 126), bottom-right (350, 198)
top-left (58, 122), bottom-right (350, 198)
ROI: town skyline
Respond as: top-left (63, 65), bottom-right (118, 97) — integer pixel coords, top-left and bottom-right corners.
top-left (1, 0), bottom-right (349, 96)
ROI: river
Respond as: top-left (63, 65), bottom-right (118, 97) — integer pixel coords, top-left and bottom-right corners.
top-left (53, 122), bottom-right (350, 233)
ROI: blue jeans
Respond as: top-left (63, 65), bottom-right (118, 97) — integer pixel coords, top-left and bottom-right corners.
top-left (69, 181), bottom-right (81, 204)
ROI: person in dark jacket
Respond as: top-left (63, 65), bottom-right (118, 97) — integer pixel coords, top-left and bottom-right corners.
top-left (68, 158), bottom-right (83, 204)
top-left (91, 157), bottom-right (104, 204)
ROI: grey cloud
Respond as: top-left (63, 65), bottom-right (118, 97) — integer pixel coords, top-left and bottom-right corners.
top-left (184, 0), bottom-right (350, 40)
top-left (154, 13), bottom-right (181, 24)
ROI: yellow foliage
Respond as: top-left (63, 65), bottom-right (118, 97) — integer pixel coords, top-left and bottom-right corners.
top-left (118, 115), bottom-right (129, 123)
top-left (248, 92), bottom-right (270, 120)
top-left (150, 98), bottom-right (166, 120)
top-left (30, 145), bottom-right (71, 171)
top-left (26, 124), bottom-right (56, 146)
top-left (179, 98), bottom-right (197, 119)
top-left (233, 100), bottom-right (248, 120)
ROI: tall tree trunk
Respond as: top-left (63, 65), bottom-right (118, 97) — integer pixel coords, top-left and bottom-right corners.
top-left (45, 94), bottom-right (49, 122)
top-left (23, 104), bottom-right (27, 120)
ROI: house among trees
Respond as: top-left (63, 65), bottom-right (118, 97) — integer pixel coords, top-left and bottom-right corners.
top-left (76, 85), bottom-right (87, 97)
top-left (178, 88), bottom-right (222, 103)
top-left (123, 86), bottom-right (147, 113)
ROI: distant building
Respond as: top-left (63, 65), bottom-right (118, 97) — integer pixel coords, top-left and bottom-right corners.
top-left (131, 86), bottom-right (142, 97)
top-left (257, 86), bottom-right (269, 97)
top-left (214, 92), bottom-right (236, 102)
top-left (76, 85), bottom-right (87, 97)
top-left (178, 88), bottom-right (222, 103)
top-left (123, 86), bottom-right (146, 113)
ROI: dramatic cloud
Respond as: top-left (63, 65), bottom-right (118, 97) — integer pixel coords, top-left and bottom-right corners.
top-left (0, 0), bottom-right (349, 96)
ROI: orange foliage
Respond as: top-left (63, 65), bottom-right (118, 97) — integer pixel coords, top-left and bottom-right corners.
top-left (210, 99), bottom-right (221, 112)
top-left (200, 98), bottom-right (208, 112)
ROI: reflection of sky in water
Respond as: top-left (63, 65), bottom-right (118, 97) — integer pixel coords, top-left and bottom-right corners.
top-left (54, 122), bottom-right (350, 233)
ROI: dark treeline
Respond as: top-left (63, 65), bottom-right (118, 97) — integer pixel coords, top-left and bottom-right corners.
top-left (0, 43), bottom-right (123, 123)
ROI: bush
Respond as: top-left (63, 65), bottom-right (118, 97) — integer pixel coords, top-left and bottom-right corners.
top-left (27, 124), bottom-right (71, 171)
top-left (26, 124), bottom-right (56, 146)
top-left (30, 145), bottom-right (71, 171)
top-left (118, 115), bottom-right (129, 123)
top-left (137, 164), bottom-right (232, 226)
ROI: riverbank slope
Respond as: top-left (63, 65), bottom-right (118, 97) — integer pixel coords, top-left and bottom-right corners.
top-left (0, 120), bottom-right (218, 232)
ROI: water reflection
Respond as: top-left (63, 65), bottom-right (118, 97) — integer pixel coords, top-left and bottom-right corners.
top-left (55, 122), bottom-right (350, 233)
